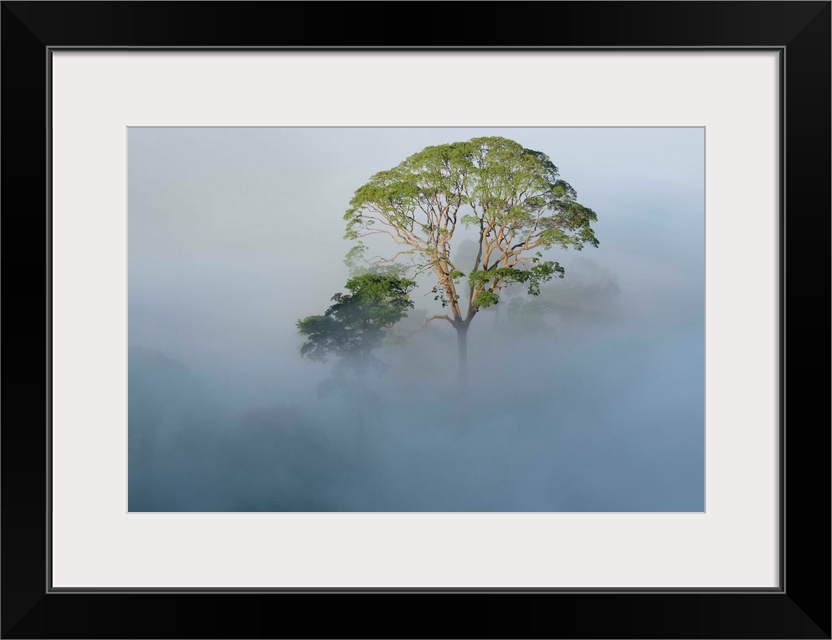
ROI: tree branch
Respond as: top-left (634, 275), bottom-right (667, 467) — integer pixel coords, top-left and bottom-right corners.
top-left (395, 313), bottom-right (455, 338)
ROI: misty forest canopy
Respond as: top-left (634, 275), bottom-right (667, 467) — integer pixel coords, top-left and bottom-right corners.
top-left (296, 273), bottom-right (416, 376)
top-left (343, 136), bottom-right (600, 385)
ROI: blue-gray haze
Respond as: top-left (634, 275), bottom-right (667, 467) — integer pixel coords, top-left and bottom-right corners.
top-left (128, 127), bottom-right (704, 512)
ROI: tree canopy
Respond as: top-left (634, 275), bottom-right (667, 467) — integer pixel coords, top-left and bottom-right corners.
top-left (296, 272), bottom-right (416, 376)
top-left (343, 136), bottom-right (599, 385)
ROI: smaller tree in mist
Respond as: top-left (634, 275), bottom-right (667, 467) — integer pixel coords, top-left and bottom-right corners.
top-left (508, 258), bottom-right (621, 331)
top-left (296, 272), bottom-right (416, 418)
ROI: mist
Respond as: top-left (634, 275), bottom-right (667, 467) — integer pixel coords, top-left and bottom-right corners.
top-left (128, 127), bottom-right (704, 512)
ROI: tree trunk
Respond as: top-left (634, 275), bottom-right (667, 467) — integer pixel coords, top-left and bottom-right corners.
top-left (456, 322), bottom-right (469, 390)
top-left (355, 374), bottom-right (365, 457)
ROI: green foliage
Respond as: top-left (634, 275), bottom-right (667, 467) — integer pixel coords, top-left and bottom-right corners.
top-left (468, 261), bottom-right (565, 308)
top-left (475, 289), bottom-right (499, 309)
top-left (344, 136), bottom-right (598, 250)
top-left (431, 283), bottom-right (461, 308)
top-left (342, 136), bottom-right (599, 321)
top-left (296, 273), bottom-right (416, 374)
top-left (344, 242), bottom-right (368, 272)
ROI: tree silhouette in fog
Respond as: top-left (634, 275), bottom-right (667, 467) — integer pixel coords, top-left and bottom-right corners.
top-left (297, 272), bottom-right (415, 416)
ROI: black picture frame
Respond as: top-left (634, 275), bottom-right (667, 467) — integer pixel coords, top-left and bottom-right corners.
top-left (2, 2), bottom-right (829, 638)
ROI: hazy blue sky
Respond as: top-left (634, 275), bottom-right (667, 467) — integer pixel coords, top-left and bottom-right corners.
top-left (128, 127), bottom-right (704, 512)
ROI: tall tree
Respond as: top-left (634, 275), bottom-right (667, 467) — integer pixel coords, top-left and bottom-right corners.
top-left (344, 136), bottom-right (599, 387)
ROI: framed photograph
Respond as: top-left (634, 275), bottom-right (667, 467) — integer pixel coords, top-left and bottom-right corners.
top-left (125, 124), bottom-right (706, 517)
top-left (2, 2), bottom-right (829, 638)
